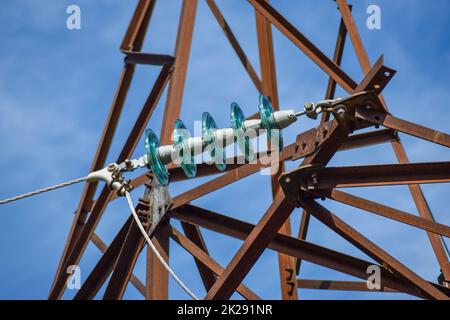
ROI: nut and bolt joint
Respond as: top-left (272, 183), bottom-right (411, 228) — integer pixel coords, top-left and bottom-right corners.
top-left (107, 163), bottom-right (117, 172)
top-left (333, 104), bottom-right (347, 119)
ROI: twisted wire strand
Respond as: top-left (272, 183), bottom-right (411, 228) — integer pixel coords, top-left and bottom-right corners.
top-left (0, 177), bottom-right (87, 205)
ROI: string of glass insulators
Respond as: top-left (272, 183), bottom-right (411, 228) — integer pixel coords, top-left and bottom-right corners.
top-left (142, 94), bottom-right (324, 186)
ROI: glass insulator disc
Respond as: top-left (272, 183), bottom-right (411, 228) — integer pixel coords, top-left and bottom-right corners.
top-left (173, 119), bottom-right (197, 178)
top-left (230, 102), bottom-right (254, 161)
top-left (258, 94), bottom-right (283, 150)
top-left (145, 128), bottom-right (169, 186)
top-left (202, 112), bottom-right (226, 171)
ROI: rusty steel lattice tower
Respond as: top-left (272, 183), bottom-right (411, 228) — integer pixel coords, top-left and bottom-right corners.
top-left (47, 0), bottom-right (450, 300)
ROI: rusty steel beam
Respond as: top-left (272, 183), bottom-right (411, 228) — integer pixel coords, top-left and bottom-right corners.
top-left (120, 0), bottom-right (156, 52)
top-left (338, 129), bottom-right (398, 152)
top-left (205, 191), bottom-right (295, 300)
top-left (321, 6), bottom-right (349, 122)
top-left (301, 122), bottom-right (352, 166)
top-left (49, 65), bottom-right (171, 300)
top-left (206, 0), bottom-right (262, 92)
top-left (313, 189), bottom-right (450, 238)
top-left (275, 218), bottom-right (297, 300)
top-left (170, 205), bottom-right (447, 298)
top-left (335, 0), bottom-right (370, 71)
top-left (356, 108), bottom-right (450, 148)
top-left (254, 0), bottom-right (296, 300)
top-left (146, 219), bottom-right (170, 299)
top-left (169, 162), bottom-right (241, 182)
top-left (90, 233), bottom-right (145, 296)
top-left (103, 208), bottom-right (150, 300)
top-left (297, 196), bottom-right (449, 300)
top-left (124, 51), bottom-right (175, 66)
top-left (90, 234), bottom-right (109, 255)
top-left (255, 2), bottom-right (279, 109)
top-left (352, 55), bottom-right (395, 99)
top-left (74, 216), bottom-right (134, 300)
top-left (335, 0), bottom-right (450, 285)
top-left (248, 0), bottom-right (357, 93)
top-left (160, 0), bottom-right (198, 144)
top-left (130, 0), bottom-right (154, 51)
top-left (181, 222), bottom-right (216, 291)
top-left (169, 226), bottom-right (261, 300)
top-left (297, 279), bottom-right (398, 293)
top-left (280, 161), bottom-right (450, 190)
top-left (295, 210), bottom-right (310, 275)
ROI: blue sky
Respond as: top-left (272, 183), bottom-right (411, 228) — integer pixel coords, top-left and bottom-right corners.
top-left (0, 0), bottom-right (449, 300)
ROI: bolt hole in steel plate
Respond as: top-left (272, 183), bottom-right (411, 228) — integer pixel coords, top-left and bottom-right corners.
top-left (230, 102), bottom-right (255, 161)
top-left (145, 128), bottom-right (169, 186)
top-left (173, 119), bottom-right (197, 178)
top-left (202, 112), bottom-right (226, 171)
top-left (258, 94), bottom-right (283, 150)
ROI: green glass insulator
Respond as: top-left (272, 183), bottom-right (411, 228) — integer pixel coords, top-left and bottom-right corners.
top-left (202, 112), bottom-right (226, 171)
top-left (258, 94), bottom-right (283, 149)
top-left (173, 119), bottom-right (197, 178)
top-left (230, 102), bottom-right (254, 161)
top-left (145, 128), bottom-right (169, 186)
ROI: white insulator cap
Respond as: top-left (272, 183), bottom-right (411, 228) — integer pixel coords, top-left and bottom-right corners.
top-left (215, 127), bottom-right (235, 145)
top-left (241, 119), bottom-right (261, 140)
top-left (157, 137), bottom-right (204, 166)
top-left (186, 136), bottom-right (205, 156)
top-left (157, 145), bottom-right (176, 165)
top-left (271, 110), bottom-right (297, 129)
top-left (243, 119), bottom-right (262, 131)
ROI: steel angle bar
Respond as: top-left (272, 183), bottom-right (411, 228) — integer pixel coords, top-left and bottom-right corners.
top-left (170, 204), bottom-right (448, 298)
top-left (280, 161), bottom-right (450, 192)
